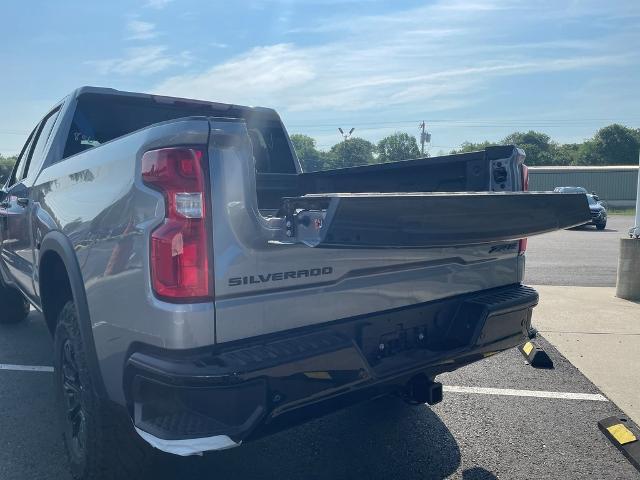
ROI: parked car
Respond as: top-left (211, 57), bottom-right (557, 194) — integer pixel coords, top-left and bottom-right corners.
top-left (0, 87), bottom-right (590, 480)
top-left (554, 186), bottom-right (588, 194)
top-left (553, 186), bottom-right (602, 202)
top-left (586, 194), bottom-right (608, 230)
top-left (553, 187), bottom-right (607, 230)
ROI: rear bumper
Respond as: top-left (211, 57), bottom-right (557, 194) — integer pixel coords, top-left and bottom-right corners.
top-left (125, 284), bottom-right (538, 455)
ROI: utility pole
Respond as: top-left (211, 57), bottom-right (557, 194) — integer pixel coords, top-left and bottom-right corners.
top-left (419, 121), bottom-right (431, 156)
top-left (338, 127), bottom-right (355, 142)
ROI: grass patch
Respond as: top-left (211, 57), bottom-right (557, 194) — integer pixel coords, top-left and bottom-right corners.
top-left (608, 207), bottom-right (636, 216)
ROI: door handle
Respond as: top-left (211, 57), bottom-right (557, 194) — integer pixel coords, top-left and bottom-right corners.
top-left (17, 198), bottom-right (29, 207)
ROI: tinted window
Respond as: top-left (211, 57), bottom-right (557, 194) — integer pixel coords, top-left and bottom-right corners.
top-left (26, 109), bottom-right (60, 178)
top-left (8, 129), bottom-right (36, 186)
top-left (62, 93), bottom-right (296, 173)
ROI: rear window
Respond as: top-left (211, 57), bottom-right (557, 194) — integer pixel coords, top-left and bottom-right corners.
top-left (62, 93), bottom-right (296, 174)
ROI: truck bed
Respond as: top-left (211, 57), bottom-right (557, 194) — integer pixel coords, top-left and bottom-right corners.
top-left (205, 117), bottom-right (589, 343)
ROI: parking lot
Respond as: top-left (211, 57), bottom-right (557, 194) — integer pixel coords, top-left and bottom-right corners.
top-left (525, 214), bottom-right (628, 287)
top-left (1, 215), bottom-right (638, 479)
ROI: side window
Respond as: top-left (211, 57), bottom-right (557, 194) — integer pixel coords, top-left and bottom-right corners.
top-left (63, 108), bottom-right (100, 159)
top-left (22, 109), bottom-right (60, 181)
top-left (8, 129), bottom-right (37, 187)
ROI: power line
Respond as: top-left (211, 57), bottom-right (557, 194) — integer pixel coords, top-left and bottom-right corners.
top-left (2, 117), bottom-right (638, 137)
top-left (286, 117), bottom-right (640, 129)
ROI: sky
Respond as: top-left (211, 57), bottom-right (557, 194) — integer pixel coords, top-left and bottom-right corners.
top-left (1, 0), bottom-right (639, 156)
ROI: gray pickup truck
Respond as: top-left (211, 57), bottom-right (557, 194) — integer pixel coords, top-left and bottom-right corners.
top-left (0, 87), bottom-right (589, 480)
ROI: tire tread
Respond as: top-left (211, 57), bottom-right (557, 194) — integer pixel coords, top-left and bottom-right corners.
top-left (55, 302), bottom-right (154, 480)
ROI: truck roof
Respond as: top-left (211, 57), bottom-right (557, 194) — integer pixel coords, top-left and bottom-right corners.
top-left (70, 86), bottom-right (279, 117)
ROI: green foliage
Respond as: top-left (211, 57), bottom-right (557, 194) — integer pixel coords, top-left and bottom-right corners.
top-left (449, 124), bottom-right (640, 166)
top-left (455, 134), bottom-right (560, 165)
top-left (576, 124), bottom-right (640, 166)
top-left (376, 132), bottom-right (421, 163)
top-left (450, 140), bottom-right (495, 154)
top-left (290, 134), bottom-right (326, 172)
top-left (502, 131), bottom-right (559, 166)
top-left (553, 143), bottom-right (581, 166)
top-left (292, 123), bottom-right (640, 171)
top-left (0, 155), bottom-right (16, 184)
top-left (328, 137), bottom-right (376, 169)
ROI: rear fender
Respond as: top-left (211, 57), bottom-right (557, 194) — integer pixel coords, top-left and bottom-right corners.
top-left (39, 231), bottom-right (107, 399)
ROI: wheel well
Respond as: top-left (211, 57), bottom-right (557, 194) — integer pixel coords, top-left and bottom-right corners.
top-left (39, 251), bottom-right (73, 335)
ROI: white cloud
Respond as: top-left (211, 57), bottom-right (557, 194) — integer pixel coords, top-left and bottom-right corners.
top-left (87, 46), bottom-right (192, 75)
top-left (156, 44), bottom-right (315, 101)
top-left (146, 0), bottom-right (638, 154)
top-left (152, 0), bottom-right (633, 114)
top-left (126, 20), bottom-right (157, 40)
top-left (144, 0), bottom-right (174, 9)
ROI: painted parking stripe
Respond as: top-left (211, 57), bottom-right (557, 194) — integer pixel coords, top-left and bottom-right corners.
top-left (0, 365), bottom-right (610, 402)
top-left (0, 364), bottom-right (54, 373)
top-left (443, 385), bottom-right (608, 402)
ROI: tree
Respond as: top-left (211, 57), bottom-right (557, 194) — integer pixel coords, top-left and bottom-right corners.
top-left (328, 137), bottom-right (376, 168)
top-left (450, 140), bottom-right (496, 154)
top-left (577, 124), bottom-right (640, 166)
top-left (290, 134), bottom-right (327, 171)
top-left (502, 131), bottom-right (560, 166)
top-left (554, 143), bottom-right (581, 166)
top-left (0, 155), bottom-right (16, 184)
top-left (449, 123), bottom-right (639, 166)
top-left (449, 132), bottom-right (569, 165)
top-left (377, 132), bottom-right (421, 163)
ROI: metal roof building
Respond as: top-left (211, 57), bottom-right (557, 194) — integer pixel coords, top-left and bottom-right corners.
top-left (528, 165), bottom-right (639, 207)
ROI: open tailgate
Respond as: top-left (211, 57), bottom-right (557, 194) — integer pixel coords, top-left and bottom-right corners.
top-left (282, 191), bottom-right (590, 247)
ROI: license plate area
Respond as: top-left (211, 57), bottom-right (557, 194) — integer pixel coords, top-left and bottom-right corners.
top-left (356, 296), bottom-right (483, 366)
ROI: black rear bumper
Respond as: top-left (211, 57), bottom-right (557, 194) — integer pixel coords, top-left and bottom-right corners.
top-left (125, 284), bottom-right (538, 447)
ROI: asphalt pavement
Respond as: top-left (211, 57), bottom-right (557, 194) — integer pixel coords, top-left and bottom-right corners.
top-left (0, 215), bottom-right (638, 479)
top-left (525, 214), bottom-right (631, 287)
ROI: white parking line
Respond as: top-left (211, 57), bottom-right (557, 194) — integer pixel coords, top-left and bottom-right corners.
top-left (0, 364), bottom-right (54, 373)
top-left (0, 365), bottom-right (611, 402)
top-left (443, 385), bottom-right (609, 402)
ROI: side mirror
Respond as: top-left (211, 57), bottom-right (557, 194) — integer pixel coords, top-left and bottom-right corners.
top-left (592, 193), bottom-right (599, 201)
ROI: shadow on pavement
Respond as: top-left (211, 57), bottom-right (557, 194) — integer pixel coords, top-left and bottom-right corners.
top-left (148, 395), bottom-right (489, 480)
top-left (567, 225), bottom-right (617, 232)
top-left (462, 467), bottom-right (498, 479)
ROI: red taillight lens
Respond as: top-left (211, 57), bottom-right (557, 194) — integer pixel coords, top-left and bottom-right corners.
top-left (142, 147), bottom-right (212, 301)
top-left (519, 164), bottom-right (529, 255)
top-left (518, 238), bottom-right (528, 255)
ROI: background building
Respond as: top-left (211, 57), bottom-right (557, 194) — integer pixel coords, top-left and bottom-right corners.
top-left (529, 165), bottom-right (639, 207)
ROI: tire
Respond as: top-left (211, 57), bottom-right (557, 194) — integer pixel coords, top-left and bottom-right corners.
top-left (596, 222), bottom-right (606, 231)
top-left (54, 301), bottom-right (154, 480)
top-left (0, 283), bottom-right (30, 324)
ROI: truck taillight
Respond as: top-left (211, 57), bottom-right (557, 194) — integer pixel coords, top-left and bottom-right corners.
top-left (519, 164), bottom-right (529, 255)
top-left (141, 147), bottom-right (212, 301)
